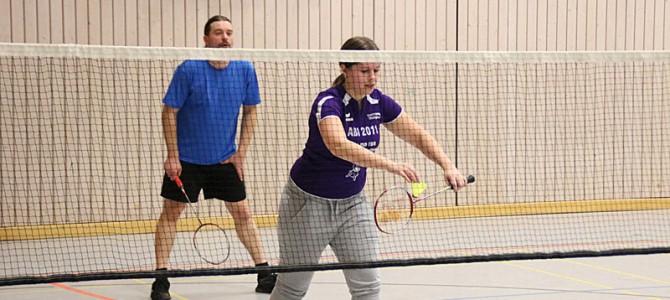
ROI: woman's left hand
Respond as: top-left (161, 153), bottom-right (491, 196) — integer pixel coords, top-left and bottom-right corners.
top-left (444, 168), bottom-right (467, 192)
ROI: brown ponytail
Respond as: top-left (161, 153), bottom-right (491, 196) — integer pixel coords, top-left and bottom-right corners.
top-left (331, 74), bottom-right (346, 87)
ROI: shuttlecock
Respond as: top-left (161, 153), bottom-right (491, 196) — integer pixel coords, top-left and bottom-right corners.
top-left (411, 182), bottom-right (427, 197)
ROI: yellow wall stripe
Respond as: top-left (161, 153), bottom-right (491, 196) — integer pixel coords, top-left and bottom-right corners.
top-left (1, 198), bottom-right (668, 241)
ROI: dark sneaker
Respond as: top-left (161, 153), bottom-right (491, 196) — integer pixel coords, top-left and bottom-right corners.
top-left (255, 273), bottom-right (277, 294)
top-left (151, 276), bottom-right (171, 300)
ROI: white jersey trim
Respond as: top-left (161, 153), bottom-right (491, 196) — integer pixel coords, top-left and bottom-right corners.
top-left (315, 95), bottom-right (335, 120)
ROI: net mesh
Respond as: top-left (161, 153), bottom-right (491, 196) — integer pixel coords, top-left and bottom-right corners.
top-left (1, 43), bottom-right (669, 285)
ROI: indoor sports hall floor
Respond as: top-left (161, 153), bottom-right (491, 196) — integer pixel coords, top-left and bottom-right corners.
top-left (0, 253), bottom-right (668, 299)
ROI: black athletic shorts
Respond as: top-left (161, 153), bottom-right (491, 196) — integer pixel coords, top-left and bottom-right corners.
top-left (160, 161), bottom-right (246, 203)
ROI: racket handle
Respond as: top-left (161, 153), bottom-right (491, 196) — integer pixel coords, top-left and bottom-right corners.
top-left (466, 175), bottom-right (476, 184)
top-left (174, 176), bottom-right (184, 188)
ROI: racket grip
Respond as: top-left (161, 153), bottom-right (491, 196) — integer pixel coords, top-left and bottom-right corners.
top-left (466, 175), bottom-right (476, 184)
top-left (174, 176), bottom-right (184, 188)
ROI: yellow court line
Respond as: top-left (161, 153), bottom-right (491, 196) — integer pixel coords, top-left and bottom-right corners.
top-left (0, 215), bottom-right (278, 241)
top-left (504, 262), bottom-right (662, 300)
top-left (1, 198), bottom-right (669, 241)
top-left (563, 260), bottom-right (670, 285)
top-left (412, 198), bottom-right (670, 221)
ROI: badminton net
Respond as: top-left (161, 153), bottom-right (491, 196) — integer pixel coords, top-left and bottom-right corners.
top-left (1, 43), bottom-right (669, 285)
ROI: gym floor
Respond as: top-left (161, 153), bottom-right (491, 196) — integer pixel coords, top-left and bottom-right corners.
top-left (1, 253), bottom-right (668, 299)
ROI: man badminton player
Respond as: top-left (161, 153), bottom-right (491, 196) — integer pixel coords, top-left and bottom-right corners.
top-left (270, 36), bottom-right (468, 300)
top-left (151, 15), bottom-right (276, 300)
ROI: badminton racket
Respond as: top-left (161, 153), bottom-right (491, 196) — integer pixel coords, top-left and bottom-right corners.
top-left (174, 176), bottom-right (231, 264)
top-left (374, 175), bottom-right (475, 234)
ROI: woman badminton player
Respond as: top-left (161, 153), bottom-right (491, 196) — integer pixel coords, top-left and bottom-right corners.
top-left (270, 36), bottom-right (469, 300)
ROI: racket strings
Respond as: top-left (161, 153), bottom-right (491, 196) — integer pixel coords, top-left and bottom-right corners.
top-left (175, 178), bottom-right (231, 265)
top-left (375, 187), bottom-right (413, 234)
top-left (193, 223), bottom-right (230, 265)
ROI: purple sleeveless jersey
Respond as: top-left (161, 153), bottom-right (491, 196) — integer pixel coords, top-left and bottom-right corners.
top-left (290, 86), bottom-right (403, 199)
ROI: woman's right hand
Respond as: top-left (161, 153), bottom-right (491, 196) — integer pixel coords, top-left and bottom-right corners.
top-left (164, 156), bottom-right (182, 180)
top-left (387, 162), bottom-right (420, 183)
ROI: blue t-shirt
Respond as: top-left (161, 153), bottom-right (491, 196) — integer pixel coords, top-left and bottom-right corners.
top-left (290, 86), bottom-right (403, 199)
top-left (163, 60), bottom-right (261, 165)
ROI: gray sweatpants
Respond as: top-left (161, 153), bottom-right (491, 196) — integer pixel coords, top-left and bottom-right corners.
top-left (270, 179), bottom-right (381, 300)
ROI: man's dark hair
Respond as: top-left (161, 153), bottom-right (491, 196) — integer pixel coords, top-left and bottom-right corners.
top-left (204, 15), bottom-right (232, 36)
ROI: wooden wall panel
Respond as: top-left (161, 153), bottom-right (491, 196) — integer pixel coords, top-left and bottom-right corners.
top-left (296, 0), bottom-right (308, 49)
top-left (348, 0), bottom-right (361, 38)
top-left (517, 0), bottom-right (529, 50)
top-left (653, 0), bottom-right (666, 50)
top-left (585, 0), bottom-right (597, 50)
top-left (8, 0), bottom-right (24, 43)
top-left (136, 0), bottom-right (150, 46)
top-left (330, 0), bottom-right (342, 49)
top-left (87, 0), bottom-right (101, 44)
top-left (0, 0), bottom-right (10, 42)
top-left (362, 0), bottom-right (374, 38)
top-left (382, 0), bottom-right (394, 49)
top-left (253, 0), bottom-right (266, 48)
top-left (36, 0), bottom-right (50, 43)
top-left (491, 0), bottom-right (502, 50)
top-left (5, 0), bottom-right (668, 50)
top-left (633, 0), bottom-right (645, 50)
top-left (194, 0), bottom-right (207, 46)
top-left (307, 0), bottom-right (319, 49)
top-left (445, 0), bottom-right (457, 50)
top-left (393, 0), bottom-right (405, 50)
top-left (403, 0), bottom-right (416, 50)
top-left (100, 0), bottom-right (114, 45)
top-left (123, 0), bottom-right (136, 45)
top-left (604, 0), bottom-right (616, 50)
top-left (286, 0), bottom-right (298, 49)
top-left (23, 0), bottom-right (37, 43)
top-left (526, 0), bottom-right (538, 50)
top-left (339, 0), bottom-right (352, 45)
top-left (160, 0), bottom-right (174, 46)
top-left (423, 0), bottom-right (436, 50)
top-left (172, 0), bottom-right (186, 47)
top-left (50, 0), bottom-right (64, 44)
top-left (414, 0), bottom-right (426, 50)
top-left (183, 0), bottom-right (197, 47)
top-left (552, 0), bottom-right (565, 50)
top-left (2, 1), bottom-right (670, 226)
top-left (112, 0), bottom-right (126, 45)
top-left (319, 0), bottom-right (331, 49)
top-left (642, 0), bottom-right (655, 50)
top-left (62, 0), bottom-right (77, 44)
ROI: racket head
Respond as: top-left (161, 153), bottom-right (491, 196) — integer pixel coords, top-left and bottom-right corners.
top-left (374, 186), bottom-right (414, 234)
top-left (192, 223), bottom-right (231, 265)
